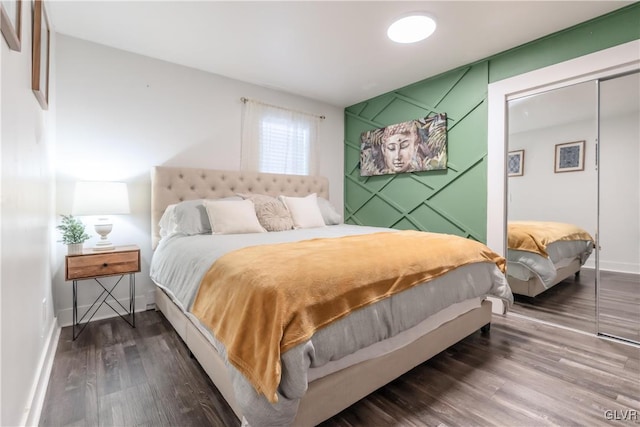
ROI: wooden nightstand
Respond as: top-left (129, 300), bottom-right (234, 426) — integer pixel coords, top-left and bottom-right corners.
top-left (66, 245), bottom-right (141, 340)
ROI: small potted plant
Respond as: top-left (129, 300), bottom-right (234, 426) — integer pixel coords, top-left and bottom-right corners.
top-left (57, 214), bottom-right (91, 255)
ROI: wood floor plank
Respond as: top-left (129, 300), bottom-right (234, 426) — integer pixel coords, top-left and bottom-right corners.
top-left (40, 310), bottom-right (639, 427)
top-left (511, 269), bottom-right (640, 343)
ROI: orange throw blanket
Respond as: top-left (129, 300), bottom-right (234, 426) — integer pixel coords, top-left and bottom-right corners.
top-left (191, 230), bottom-right (506, 403)
top-left (508, 221), bottom-right (594, 257)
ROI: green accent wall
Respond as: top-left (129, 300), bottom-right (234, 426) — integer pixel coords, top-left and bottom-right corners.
top-left (344, 3), bottom-right (640, 242)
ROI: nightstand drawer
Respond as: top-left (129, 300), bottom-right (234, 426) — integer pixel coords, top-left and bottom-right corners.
top-left (66, 250), bottom-right (140, 280)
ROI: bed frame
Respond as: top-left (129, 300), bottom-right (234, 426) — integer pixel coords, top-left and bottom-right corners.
top-left (150, 166), bottom-right (492, 426)
top-left (508, 259), bottom-right (582, 297)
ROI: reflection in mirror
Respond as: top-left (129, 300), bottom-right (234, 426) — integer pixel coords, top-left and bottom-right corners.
top-left (506, 81), bottom-right (598, 333)
top-left (597, 71), bottom-right (640, 344)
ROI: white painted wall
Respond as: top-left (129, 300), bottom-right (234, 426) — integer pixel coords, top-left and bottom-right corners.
top-left (54, 34), bottom-right (345, 325)
top-left (1, 4), bottom-right (59, 426)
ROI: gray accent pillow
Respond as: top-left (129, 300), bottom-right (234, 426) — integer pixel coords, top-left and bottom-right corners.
top-left (173, 199), bottom-right (210, 235)
top-left (238, 193), bottom-right (294, 232)
top-left (173, 197), bottom-right (242, 235)
top-left (317, 197), bottom-right (342, 225)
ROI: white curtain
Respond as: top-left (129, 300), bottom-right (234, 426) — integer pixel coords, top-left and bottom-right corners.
top-left (241, 99), bottom-right (320, 175)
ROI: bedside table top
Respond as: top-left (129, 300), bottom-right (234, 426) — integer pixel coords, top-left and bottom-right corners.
top-left (67, 244), bottom-right (140, 257)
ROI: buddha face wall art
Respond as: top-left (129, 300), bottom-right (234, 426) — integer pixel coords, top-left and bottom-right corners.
top-left (359, 113), bottom-right (447, 176)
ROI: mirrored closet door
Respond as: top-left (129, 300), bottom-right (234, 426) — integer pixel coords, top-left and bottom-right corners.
top-left (506, 81), bottom-right (598, 334)
top-left (597, 71), bottom-right (640, 344)
top-left (506, 73), bottom-right (640, 345)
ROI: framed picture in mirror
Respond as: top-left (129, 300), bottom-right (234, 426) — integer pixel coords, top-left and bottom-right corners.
top-left (507, 149), bottom-right (524, 177)
top-left (555, 140), bottom-right (585, 173)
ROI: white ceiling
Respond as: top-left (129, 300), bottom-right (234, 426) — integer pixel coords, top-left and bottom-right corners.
top-left (48, 1), bottom-right (635, 107)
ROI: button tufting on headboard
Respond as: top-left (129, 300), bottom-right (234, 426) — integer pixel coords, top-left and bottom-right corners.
top-left (151, 166), bottom-right (330, 249)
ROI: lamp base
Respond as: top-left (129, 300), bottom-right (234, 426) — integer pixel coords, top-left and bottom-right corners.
top-left (92, 241), bottom-right (115, 251)
top-left (93, 218), bottom-right (115, 251)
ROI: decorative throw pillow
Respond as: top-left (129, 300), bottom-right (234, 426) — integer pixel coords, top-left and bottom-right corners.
top-left (279, 193), bottom-right (326, 229)
top-left (317, 197), bottom-right (342, 225)
top-left (169, 196), bottom-right (242, 236)
top-left (158, 204), bottom-right (178, 238)
top-left (237, 193), bottom-right (294, 232)
top-left (203, 199), bottom-right (266, 234)
top-left (173, 199), bottom-right (211, 235)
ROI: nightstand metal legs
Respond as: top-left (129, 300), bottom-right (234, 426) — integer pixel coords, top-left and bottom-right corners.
top-left (72, 273), bottom-right (136, 340)
top-left (130, 272), bottom-right (135, 328)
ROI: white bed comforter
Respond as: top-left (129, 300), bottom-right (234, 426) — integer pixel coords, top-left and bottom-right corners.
top-left (150, 225), bottom-right (513, 426)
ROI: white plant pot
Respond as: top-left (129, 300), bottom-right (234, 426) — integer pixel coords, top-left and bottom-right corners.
top-left (67, 243), bottom-right (84, 256)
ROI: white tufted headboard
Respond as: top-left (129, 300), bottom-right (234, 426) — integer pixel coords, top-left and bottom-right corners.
top-left (150, 166), bottom-right (330, 249)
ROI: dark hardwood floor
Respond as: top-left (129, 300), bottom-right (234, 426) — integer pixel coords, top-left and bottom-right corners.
top-left (599, 270), bottom-right (640, 343)
top-left (39, 311), bottom-right (238, 427)
top-left (40, 309), bottom-right (639, 426)
top-left (510, 268), bottom-right (598, 333)
top-left (510, 268), bottom-right (640, 342)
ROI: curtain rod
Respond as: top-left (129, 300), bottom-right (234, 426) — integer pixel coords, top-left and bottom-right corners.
top-left (240, 97), bottom-right (326, 120)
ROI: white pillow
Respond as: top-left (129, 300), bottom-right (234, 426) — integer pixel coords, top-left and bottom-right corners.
top-left (279, 193), bottom-right (326, 229)
top-left (203, 199), bottom-right (266, 234)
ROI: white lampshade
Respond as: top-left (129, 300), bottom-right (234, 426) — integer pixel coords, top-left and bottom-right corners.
top-left (72, 181), bottom-right (130, 215)
top-left (72, 181), bottom-right (130, 251)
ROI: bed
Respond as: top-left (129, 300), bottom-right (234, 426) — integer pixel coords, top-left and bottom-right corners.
top-left (507, 221), bottom-right (595, 297)
top-left (149, 166), bottom-right (513, 426)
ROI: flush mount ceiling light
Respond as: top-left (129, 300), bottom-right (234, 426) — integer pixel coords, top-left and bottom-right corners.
top-left (387, 14), bottom-right (436, 44)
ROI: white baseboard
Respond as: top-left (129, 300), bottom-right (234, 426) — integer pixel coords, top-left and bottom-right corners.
top-left (57, 295), bottom-right (148, 327)
top-left (599, 260), bottom-right (640, 275)
top-left (23, 317), bottom-right (61, 427)
top-left (581, 260), bottom-right (638, 275)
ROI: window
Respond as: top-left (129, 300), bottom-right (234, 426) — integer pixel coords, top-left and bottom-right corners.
top-left (241, 99), bottom-right (319, 175)
top-left (259, 114), bottom-right (310, 175)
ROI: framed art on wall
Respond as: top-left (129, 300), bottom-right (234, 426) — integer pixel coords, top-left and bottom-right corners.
top-left (1, 0), bottom-right (21, 51)
top-left (507, 150), bottom-right (524, 177)
top-left (32, 0), bottom-right (50, 110)
top-left (359, 113), bottom-right (447, 177)
top-left (555, 140), bottom-right (585, 173)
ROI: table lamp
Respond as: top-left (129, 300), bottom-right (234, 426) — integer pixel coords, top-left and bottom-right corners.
top-left (72, 181), bottom-right (130, 251)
